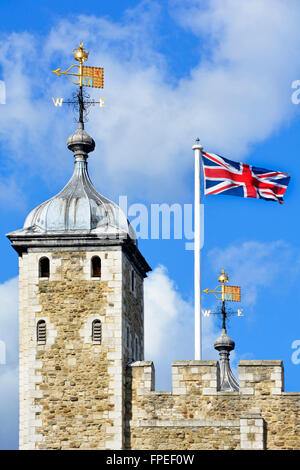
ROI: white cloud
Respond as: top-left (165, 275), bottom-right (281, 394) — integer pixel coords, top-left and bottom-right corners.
top-left (0, 277), bottom-right (18, 450)
top-left (0, 277), bottom-right (18, 360)
top-left (0, 177), bottom-right (26, 211)
top-left (144, 265), bottom-right (218, 389)
top-left (0, 367), bottom-right (18, 450)
top-left (0, 0), bottom-right (300, 207)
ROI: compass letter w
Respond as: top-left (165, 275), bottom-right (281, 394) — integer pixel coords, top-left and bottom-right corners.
top-left (52, 97), bottom-right (64, 107)
top-left (202, 309), bottom-right (211, 317)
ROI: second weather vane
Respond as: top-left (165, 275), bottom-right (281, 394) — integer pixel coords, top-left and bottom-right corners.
top-left (202, 269), bottom-right (244, 331)
top-left (51, 42), bottom-right (106, 122)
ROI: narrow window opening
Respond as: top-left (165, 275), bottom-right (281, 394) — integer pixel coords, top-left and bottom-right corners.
top-left (91, 256), bottom-right (101, 278)
top-left (135, 337), bottom-right (139, 361)
top-left (92, 319), bottom-right (102, 344)
top-left (39, 257), bottom-right (50, 279)
top-left (131, 269), bottom-right (135, 292)
top-left (126, 327), bottom-right (130, 348)
top-left (37, 320), bottom-right (46, 345)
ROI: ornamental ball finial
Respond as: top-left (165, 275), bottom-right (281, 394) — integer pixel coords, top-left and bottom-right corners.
top-left (218, 268), bottom-right (229, 284)
top-left (73, 42), bottom-right (89, 63)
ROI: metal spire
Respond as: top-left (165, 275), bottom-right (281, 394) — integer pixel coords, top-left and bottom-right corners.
top-left (203, 269), bottom-right (242, 391)
top-left (214, 306), bottom-right (239, 392)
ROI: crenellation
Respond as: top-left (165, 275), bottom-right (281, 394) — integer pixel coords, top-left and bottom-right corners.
top-left (124, 359), bottom-right (300, 450)
top-left (172, 360), bottom-right (219, 395)
top-left (239, 360), bottom-right (284, 396)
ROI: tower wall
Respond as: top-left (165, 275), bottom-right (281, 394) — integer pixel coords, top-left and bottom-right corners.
top-left (125, 360), bottom-right (300, 450)
top-left (18, 245), bottom-right (144, 450)
top-left (122, 254), bottom-right (144, 364)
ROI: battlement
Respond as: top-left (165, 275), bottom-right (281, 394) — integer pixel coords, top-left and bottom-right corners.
top-left (239, 360), bottom-right (284, 395)
top-left (125, 359), bottom-right (300, 450)
top-left (128, 359), bottom-right (284, 396)
top-left (172, 361), bottom-right (220, 395)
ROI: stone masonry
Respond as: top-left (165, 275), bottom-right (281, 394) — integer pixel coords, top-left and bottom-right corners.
top-left (125, 360), bottom-right (300, 450)
top-left (15, 239), bottom-right (148, 450)
top-left (14, 240), bottom-right (300, 450)
top-left (10, 231), bottom-right (300, 451)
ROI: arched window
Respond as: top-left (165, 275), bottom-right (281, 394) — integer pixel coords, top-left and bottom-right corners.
top-left (91, 256), bottom-right (101, 278)
top-left (39, 257), bottom-right (50, 279)
top-left (37, 320), bottom-right (46, 345)
top-left (92, 319), bottom-right (102, 344)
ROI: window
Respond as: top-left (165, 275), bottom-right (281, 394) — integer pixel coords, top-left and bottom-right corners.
top-left (135, 337), bottom-right (139, 361)
top-left (37, 320), bottom-right (46, 345)
top-left (91, 256), bottom-right (101, 278)
top-left (39, 257), bottom-right (50, 279)
top-left (92, 319), bottom-right (102, 344)
top-left (126, 327), bottom-right (130, 348)
top-left (131, 269), bottom-right (135, 292)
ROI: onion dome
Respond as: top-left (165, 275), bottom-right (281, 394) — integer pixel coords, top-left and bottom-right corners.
top-left (67, 122), bottom-right (95, 154)
top-left (214, 329), bottom-right (235, 352)
top-left (22, 123), bottom-right (136, 242)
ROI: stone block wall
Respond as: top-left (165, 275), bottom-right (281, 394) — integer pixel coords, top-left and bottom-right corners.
top-left (16, 239), bottom-right (299, 450)
top-left (125, 359), bottom-right (300, 450)
top-left (240, 408), bottom-right (266, 450)
top-left (172, 360), bottom-right (220, 395)
top-left (239, 360), bottom-right (284, 396)
top-left (122, 254), bottom-right (144, 364)
top-left (19, 247), bottom-right (124, 450)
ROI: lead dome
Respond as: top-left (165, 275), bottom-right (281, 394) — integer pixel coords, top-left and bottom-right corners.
top-left (22, 123), bottom-right (136, 242)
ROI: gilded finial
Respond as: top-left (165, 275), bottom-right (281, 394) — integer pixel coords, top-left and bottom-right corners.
top-left (73, 42), bottom-right (89, 63)
top-left (218, 269), bottom-right (229, 284)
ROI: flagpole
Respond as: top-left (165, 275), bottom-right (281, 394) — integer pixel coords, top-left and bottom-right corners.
top-left (192, 139), bottom-right (203, 360)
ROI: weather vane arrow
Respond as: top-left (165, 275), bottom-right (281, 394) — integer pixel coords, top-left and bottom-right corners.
top-left (52, 68), bottom-right (62, 77)
top-left (51, 42), bottom-right (106, 122)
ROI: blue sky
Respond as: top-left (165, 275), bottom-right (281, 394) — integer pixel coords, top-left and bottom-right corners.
top-left (0, 0), bottom-right (300, 450)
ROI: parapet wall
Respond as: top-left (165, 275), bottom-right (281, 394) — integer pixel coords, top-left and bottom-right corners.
top-left (125, 360), bottom-right (300, 450)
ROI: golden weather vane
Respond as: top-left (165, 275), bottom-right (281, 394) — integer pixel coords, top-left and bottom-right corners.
top-left (51, 43), bottom-right (106, 122)
top-left (52, 43), bottom-right (104, 88)
top-left (202, 269), bottom-right (243, 328)
top-left (203, 269), bottom-right (241, 302)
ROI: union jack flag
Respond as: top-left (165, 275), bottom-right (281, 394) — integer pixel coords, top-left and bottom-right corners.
top-left (202, 152), bottom-right (290, 204)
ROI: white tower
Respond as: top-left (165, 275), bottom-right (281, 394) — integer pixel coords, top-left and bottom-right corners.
top-left (7, 123), bottom-right (150, 449)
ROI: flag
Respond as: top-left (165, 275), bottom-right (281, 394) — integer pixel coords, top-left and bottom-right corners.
top-left (202, 152), bottom-right (290, 204)
top-left (82, 66), bottom-right (104, 88)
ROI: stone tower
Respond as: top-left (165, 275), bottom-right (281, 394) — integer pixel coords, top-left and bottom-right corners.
top-left (7, 123), bottom-right (150, 450)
